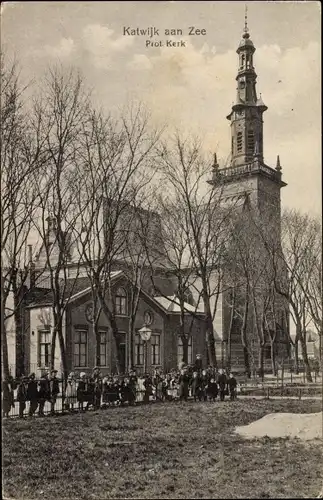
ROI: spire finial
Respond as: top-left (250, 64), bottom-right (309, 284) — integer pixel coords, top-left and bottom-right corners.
top-left (276, 155), bottom-right (282, 172)
top-left (212, 152), bottom-right (219, 170)
top-left (244, 5), bottom-right (248, 33)
top-left (243, 4), bottom-right (250, 39)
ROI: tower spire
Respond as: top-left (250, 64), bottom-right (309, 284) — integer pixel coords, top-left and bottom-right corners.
top-left (244, 4), bottom-right (249, 36)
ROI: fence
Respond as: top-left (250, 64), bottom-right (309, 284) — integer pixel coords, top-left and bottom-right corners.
top-left (3, 378), bottom-right (322, 420)
top-left (3, 379), bottom-right (151, 419)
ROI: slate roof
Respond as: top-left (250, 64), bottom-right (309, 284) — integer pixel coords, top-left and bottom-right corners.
top-left (154, 295), bottom-right (205, 315)
top-left (26, 271), bottom-right (123, 307)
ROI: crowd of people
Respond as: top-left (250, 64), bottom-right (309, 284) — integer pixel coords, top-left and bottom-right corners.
top-left (2, 356), bottom-right (238, 419)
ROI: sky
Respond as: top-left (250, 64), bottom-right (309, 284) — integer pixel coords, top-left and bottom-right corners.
top-left (1, 0), bottom-right (321, 215)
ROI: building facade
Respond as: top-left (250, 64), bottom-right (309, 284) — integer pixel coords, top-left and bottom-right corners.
top-left (6, 21), bottom-right (290, 378)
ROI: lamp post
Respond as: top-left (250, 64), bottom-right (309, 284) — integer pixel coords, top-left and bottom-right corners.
top-left (138, 325), bottom-right (152, 375)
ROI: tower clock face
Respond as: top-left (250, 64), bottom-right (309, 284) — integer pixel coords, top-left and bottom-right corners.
top-left (144, 310), bottom-right (153, 326)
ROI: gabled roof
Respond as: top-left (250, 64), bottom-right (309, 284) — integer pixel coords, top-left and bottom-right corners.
top-left (154, 295), bottom-right (205, 315)
top-left (26, 271), bottom-right (124, 308)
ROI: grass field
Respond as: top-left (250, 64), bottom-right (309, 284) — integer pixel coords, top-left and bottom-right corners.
top-left (3, 399), bottom-right (322, 499)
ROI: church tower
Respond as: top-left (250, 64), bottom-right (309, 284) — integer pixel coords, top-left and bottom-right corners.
top-left (210, 13), bottom-right (287, 223)
top-left (209, 13), bottom-right (289, 374)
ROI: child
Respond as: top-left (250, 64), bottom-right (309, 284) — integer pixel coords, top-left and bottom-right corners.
top-left (206, 377), bottom-right (218, 402)
top-left (190, 371), bottom-right (202, 402)
top-left (77, 372), bottom-right (87, 412)
top-left (17, 376), bottom-right (29, 418)
top-left (27, 373), bottom-right (39, 417)
top-left (179, 369), bottom-right (190, 402)
top-left (143, 374), bottom-right (153, 404)
top-left (101, 377), bottom-right (109, 408)
top-left (85, 377), bottom-right (95, 411)
top-left (200, 369), bottom-right (209, 402)
top-left (65, 372), bottom-right (77, 412)
top-left (49, 370), bottom-right (60, 415)
top-left (228, 373), bottom-right (237, 401)
top-left (92, 367), bottom-right (102, 410)
top-left (2, 375), bottom-right (15, 418)
top-left (38, 373), bottom-right (50, 417)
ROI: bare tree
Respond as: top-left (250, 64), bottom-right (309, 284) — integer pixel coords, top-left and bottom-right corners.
top-left (156, 135), bottom-right (234, 368)
top-left (73, 103), bottom-right (162, 374)
top-left (264, 209), bottom-right (318, 382)
top-left (30, 65), bottom-right (90, 380)
top-left (1, 56), bottom-right (47, 377)
top-left (143, 191), bottom-right (204, 365)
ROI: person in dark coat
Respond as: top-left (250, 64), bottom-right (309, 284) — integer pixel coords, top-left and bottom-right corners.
top-left (194, 354), bottom-right (203, 373)
top-left (128, 370), bottom-right (137, 405)
top-left (85, 377), bottom-right (95, 410)
top-left (206, 377), bottom-right (218, 402)
top-left (49, 370), bottom-right (60, 415)
top-left (190, 371), bottom-right (202, 402)
top-left (112, 376), bottom-right (121, 405)
top-left (38, 373), bottom-right (50, 416)
top-left (218, 369), bottom-right (227, 401)
top-left (92, 367), bottom-right (102, 410)
top-left (121, 377), bottom-right (132, 405)
top-left (200, 369), bottom-right (209, 402)
top-left (77, 372), bottom-right (87, 411)
top-left (27, 373), bottom-right (39, 417)
top-left (17, 376), bottom-right (29, 418)
top-left (178, 369), bottom-right (190, 402)
top-left (227, 373), bottom-right (237, 401)
top-left (2, 375), bottom-right (15, 417)
top-left (143, 374), bottom-right (153, 404)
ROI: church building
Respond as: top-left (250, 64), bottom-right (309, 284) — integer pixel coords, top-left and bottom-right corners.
top-left (6, 19), bottom-right (289, 378)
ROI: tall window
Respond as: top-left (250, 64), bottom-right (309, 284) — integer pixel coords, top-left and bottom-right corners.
top-left (115, 287), bottom-right (127, 315)
top-left (39, 329), bottom-right (51, 368)
top-left (177, 336), bottom-right (193, 365)
top-left (237, 132), bottom-right (243, 152)
top-left (151, 335), bottom-right (161, 365)
top-left (135, 334), bottom-right (144, 365)
top-left (99, 331), bottom-right (108, 367)
top-left (247, 130), bottom-right (255, 152)
top-left (74, 330), bottom-right (88, 367)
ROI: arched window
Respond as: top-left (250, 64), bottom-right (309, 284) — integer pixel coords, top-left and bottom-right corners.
top-left (241, 54), bottom-right (245, 68)
top-left (115, 287), bottom-right (127, 315)
top-left (247, 130), bottom-right (255, 152)
top-left (237, 132), bottom-right (243, 152)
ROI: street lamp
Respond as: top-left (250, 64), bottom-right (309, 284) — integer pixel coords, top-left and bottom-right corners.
top-left (138, 325), bottom-right (152, 375)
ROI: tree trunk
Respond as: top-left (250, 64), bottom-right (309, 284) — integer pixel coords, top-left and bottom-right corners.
top-left (270, 341), bottom-right (277, 376)
top-left (258, 344), bottom-right (265, 381)
top-left (226, 289), bottom-right (235, 373)
top-left (202, 287), bottom-right (217, 368)
top-left (241, 286), bottom-right (251, 378)
top-left (1, 314), bottom-right (10, 379)
top-left (14, 289), bottom-right (24, 377)
top-left (243, 346), bottom-right (251, 378)
top-left (128, 316), bottom-right (135, 370)
top-left (181, 334), bottom-right (188, 364)
top-left (57, 325), bottom-right (68, 384)
top-left (205, 311), bottom-right (217, 368)
top-left (299, 333), bottom-right (313, 382)
top-left (294, 340), bottom-right (299, 374)
top-left (93, 320), bottom-right (100, 367)
top-left (50, 327), bottom-right (57, 372)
